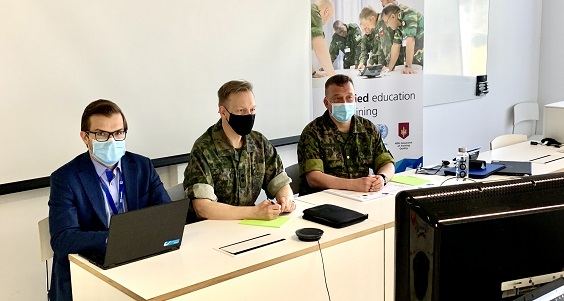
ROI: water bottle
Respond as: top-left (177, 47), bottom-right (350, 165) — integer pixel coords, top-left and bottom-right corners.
top-left (455, 147), bottom-right (470, 180)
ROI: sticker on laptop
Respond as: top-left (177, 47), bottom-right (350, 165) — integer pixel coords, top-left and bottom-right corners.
top-left (164, 239), bottom-right (180, 247)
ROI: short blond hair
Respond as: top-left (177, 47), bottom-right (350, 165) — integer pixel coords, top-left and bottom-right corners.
top-left (359, 6), bottom-right (379, 20)
top-left (217, 80), bottom-right (253, 107)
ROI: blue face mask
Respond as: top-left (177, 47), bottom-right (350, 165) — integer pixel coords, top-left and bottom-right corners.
top-left (331, 103), bottom-right (356, 122)
top-left (92, 139), bottom-right (126, 166)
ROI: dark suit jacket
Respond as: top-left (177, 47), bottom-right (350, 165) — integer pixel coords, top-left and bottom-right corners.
top-left (48, 151), bottom-right (171, 301)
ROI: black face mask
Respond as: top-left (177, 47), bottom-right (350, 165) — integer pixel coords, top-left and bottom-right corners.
top-left (226, 110), bottom-right (255, 136)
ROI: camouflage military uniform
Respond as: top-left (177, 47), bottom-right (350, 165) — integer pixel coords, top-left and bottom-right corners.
top-left (374, 17), bottom-right (405, 66)
top-left (359, 29), bottom-right (376, 66)
top-left (392, 7), bottom-right (424, 66)
top-left (297, 111), bottom-right (395, 195)
top-left (329, 23), bottom-right (363, 69)
top-left (183, 120), bottom-right (291, 221)
top-left (311, 3), bottom-right (324, 39)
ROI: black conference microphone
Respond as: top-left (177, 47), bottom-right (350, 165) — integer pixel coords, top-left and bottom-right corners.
top-left (541, 138), bottom-right (562, 148)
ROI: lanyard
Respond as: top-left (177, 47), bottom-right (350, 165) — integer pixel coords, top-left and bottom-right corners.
top-left (99, 170), bottom-right (125, 215)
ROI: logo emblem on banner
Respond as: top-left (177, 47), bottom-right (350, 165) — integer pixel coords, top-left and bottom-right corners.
top-left (376, 124), bottom-right (389, 140)
top-left (398, 122), bottom-right (409, 139)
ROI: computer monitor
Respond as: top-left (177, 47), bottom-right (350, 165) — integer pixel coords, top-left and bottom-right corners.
top-left (395, 172), bottom-right (564, 301)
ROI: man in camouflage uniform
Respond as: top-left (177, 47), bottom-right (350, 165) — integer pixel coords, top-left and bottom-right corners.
top-left (374, 1), bottom-right (408, 67)
top-left (358, 11), bottom-right (377, 69)
top-left (381, 3), bottom-right (424, 74)
top-left (329, 20), bottom-right (362, 69)
top-left (183, 80), bottom-right (295, 223)
top-left (297, 74), bottom-right (395, 196)
top-left (358, 5), bottom-right (405, 69)
top-left (311, 0), bottom-right (335, 77)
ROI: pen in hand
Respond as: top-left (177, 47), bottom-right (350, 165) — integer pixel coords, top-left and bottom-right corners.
top-left (269, 198), bottom-right (286, 211)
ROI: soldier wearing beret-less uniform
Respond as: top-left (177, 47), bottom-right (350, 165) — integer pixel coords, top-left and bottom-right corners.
top-left (382, 3), bottom-right (424, 74)
top-left (375, 1), bottom-right (409, 67)
top-left (329, 21), bottom-right (363, 69)
top-left (298, 75), bottom-right (395, 196)
top-left (183, 80), bottom-right (294, 223)
top-left (358, 6), bottom-right (380, 70)
top-left (358, 28), bottom-right (376, 69)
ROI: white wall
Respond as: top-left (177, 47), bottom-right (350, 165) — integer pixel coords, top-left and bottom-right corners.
top-left (0, 0), bottom-right (311, 186)
top-left (538, 0), bottom-right (564, 127)
top-left (422, 0), bottom-right (542, 165)
top-left (0, 1), bottom-right (550, 300)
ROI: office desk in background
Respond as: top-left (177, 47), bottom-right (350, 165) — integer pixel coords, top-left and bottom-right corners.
top-left (69, 199), bottom-right (391, 301)
top-left (479, 141), bottom-right (564, 174)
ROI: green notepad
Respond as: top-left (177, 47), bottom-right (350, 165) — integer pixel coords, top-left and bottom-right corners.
top-left (239, 216), bottom-right (290, 228)
top-left (390, 175), bottom-right (430, 186)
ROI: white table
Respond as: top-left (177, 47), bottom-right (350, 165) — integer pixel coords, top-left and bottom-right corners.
top-left (69, 141), bottom-right (564, 301)
top-left (479, 141), bottom-right (564, 175)
top-left (69, 199), bottom-right (391, 301)
top-left (297, 140), bottom-right (564, 301)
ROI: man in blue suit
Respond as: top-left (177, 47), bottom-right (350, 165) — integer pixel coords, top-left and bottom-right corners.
top-left (48, 99), bottom-right (171, 301)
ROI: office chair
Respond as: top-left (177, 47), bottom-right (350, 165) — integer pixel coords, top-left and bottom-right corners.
top-left (513, 102), bottom-right (539, 137)
top-left (38, 217), bottom-right (53, 300)
top-left (285, 163), bottom-right (301, 196)
top-left (166, 183), bottom-right (186, 201)
top-left (490, 134), bottom-right (528, 150)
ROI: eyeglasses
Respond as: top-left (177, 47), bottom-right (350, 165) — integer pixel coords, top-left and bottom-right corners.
top-left (85, 130), bottom-right (127, 142)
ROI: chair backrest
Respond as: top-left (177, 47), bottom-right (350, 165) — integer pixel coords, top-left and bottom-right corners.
top-left (490, 134), bottom-right (528, 150)
top-left (513, 102), bottom-right (539, 135)
top-left (38, 217), bottom-right (53, 262)
top-left (166, 183), bottom-right (186, 201)
top-left (285, 163), bottom-right (301, 195)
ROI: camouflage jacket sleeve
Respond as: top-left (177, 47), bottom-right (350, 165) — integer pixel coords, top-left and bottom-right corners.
top-left (311, 4), bottom-right (324, 39)
top-left (351, 25), bottom-right (363, 66)
top-left (392, 14), bottom-right (404, 45)
top-left (400, 9), bottom-right (423, 39)
top-left (297, 120), bottom-right (324, 176)
top-left (359, 35), bottom-right (371, 65)
top-left (183, 141), bottom-right (217, 202)
top-left (374, 20), bottom-right (386, 65)
top-left (259, 134), bottom-right (291, 198)
top-left (329, 34), bottom-right (342, 62)
top-left (371, 31), bottom-right (382, 65)
top-left (367, 30), bottom-right (377, 65)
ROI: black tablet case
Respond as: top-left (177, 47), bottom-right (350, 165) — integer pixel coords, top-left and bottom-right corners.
top-left (302, 204), bottom-right (368, 228)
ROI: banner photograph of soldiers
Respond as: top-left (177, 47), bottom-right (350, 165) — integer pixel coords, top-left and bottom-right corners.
top-left (309, 0), bottom-right (425, 172)
top-left (310, 0), bottom-right (424, 77)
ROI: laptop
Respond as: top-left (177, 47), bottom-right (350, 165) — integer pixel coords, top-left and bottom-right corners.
top-left (491, 160), bottom-right (533, 176)
top-left (80, 199), bottom-right (190, 269)
top-left (358, 65), bottom-right (383, 78)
